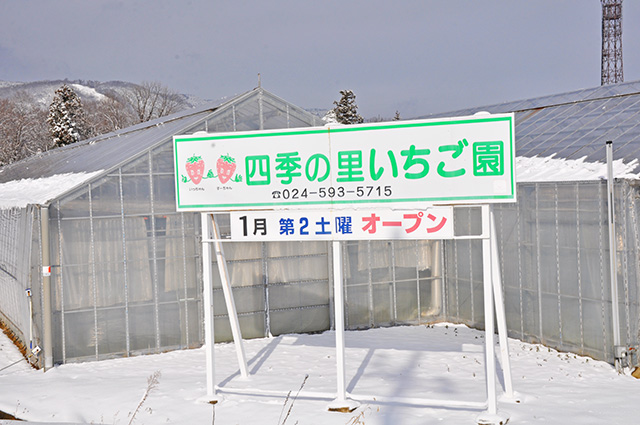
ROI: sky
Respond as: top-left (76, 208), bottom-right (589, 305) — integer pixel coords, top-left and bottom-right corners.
top-left (2, 1), bottom-right (640, 119)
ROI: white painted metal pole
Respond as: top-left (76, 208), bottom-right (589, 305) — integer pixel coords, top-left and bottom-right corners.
top-left (606, 140), bottom-right (622, 370)
top-left (201, 213), bottom-right (216, 399)
top-left (332, 240), bottom-right (347, 401)
top-left (489, 207), bottom-right (514, 398)
top-left (40, 206), bottom-right (53, 371)
top-left (211, 215), bottom-right (249, 378)
top-left (481, 205), bottom-right (498, 415)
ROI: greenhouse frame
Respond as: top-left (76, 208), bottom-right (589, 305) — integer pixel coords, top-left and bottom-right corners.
top-left (1, 82), bottom-right (639, 369)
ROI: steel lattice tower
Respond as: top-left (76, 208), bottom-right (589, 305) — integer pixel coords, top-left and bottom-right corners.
top-left (601, 0), bottom-right (623, 85)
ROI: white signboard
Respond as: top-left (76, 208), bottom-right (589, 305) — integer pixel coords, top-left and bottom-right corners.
top-left (174, 114), bottom-right (515, 211)
top-left (229, 207), bottom-right (453, 241)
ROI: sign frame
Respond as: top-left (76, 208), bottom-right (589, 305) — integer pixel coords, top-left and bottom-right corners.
top-left (174, 115), bottom-right (516, 212)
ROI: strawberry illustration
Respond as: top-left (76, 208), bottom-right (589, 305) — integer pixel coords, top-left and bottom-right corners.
top-left (185, 155), bottom-right (205, 185)
top-left (216, 154), bottom-right (237, 184)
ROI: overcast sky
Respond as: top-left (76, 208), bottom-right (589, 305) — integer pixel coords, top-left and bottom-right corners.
top-left (2, 1), bottom-right (640, 119)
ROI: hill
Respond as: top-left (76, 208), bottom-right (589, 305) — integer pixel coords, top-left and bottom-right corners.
top-left (0, 79), bottom-right (210, 109)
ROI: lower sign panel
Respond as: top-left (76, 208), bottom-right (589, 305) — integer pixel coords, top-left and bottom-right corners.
top-left (230, 207), bottom-right (453, 241)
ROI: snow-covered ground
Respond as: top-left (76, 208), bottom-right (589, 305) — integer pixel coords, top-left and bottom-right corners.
top-left (1, 323), bottom-right (638, 424)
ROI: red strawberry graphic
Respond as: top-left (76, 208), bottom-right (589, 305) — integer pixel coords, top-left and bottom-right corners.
top-left (216, 154), bottom-right (237, 184)
top-left (185, 155), bottom-right (205, 185)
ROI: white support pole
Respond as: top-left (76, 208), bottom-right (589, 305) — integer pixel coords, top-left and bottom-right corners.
top-left (211, 215), bottom-right (249, 378)
top-left (489, 207), bottom-right (514, 399)
top-left (40, 206), bottom-right (53, 371)
top-left (481, 205), bottom-right (497, 415)
top-left (606, 141), bottom-right (622, 372)
top-left (477, 205), bottom-right (510, 425)
top-left (201, 213), bottom-right (217, 401)
top-left (328, 241), bottom-right (359, 413)
top-left (333, 240), bottom-right (346, 401)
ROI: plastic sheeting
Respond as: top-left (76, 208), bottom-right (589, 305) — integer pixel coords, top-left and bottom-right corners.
top-left (444, 181), bottom-right (640, 363)
top-left (0, 206), bottom-right (35, 345)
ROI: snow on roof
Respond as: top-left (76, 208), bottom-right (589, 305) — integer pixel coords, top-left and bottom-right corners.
top-left (0, 155), bottom-right (637, 210)
top-left (0, 171), bottom-right (103, 209)
top-left (515, 155), bottom-right (640, 182)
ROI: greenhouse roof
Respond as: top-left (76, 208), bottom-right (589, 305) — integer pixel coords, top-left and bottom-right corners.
top-left (418, 80), bottom-right (640, 168)
top-left (0, 87), bottom-right (321, 205)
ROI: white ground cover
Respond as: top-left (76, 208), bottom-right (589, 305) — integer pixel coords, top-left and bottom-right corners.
top-left (1, 323), bottom-right (639, 424)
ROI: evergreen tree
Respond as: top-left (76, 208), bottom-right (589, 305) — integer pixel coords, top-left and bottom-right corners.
top-left (322, 108), bottom-right (338, 125)
top-left (393, 110), bottom-right (401, 121)
top-left (47, 84), bottom-right (89, 147)
top-left (332, 89), bottom-right (363, 124)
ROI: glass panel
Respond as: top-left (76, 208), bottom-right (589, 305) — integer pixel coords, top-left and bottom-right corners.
top-left (121, 154), bottom-right (149, 175)
top-left (95, 261), bottom-right (125, 308)
top-left (60, 264), bottom-right (92, 310)
top-left (58, 187), bottom-right (90, 219)
top-left (270, 307), bottom-right (329, 335)
top-left (213, 286), bottom-right (264, 315)
top-left (560, 296), bottom-right (582, 349)
top-left (159, 302), bottom-right (182, 348)
top-left (214, 312), bottom-right (265, 341)
top-left (372, 282), bottom-right (393, 324)
top-left (212, 260), bottom-right (262, 288)
top-left (122, 175), bottom-right (151, 215)
top-left (346, 284), bottom-right (370, 328)
top-left (64, 310), bottom-right (96, 359)
top-left (90, 176), bottom-right (121, 217)
top-left (268, 281), bottom-right (329, 310)
top-left (345, 241), bottom-right (367, 285)
top-left (454, 207), bottom-right (482, 236)
top-left (395, 280), bottom-right (418, 322)
top-left (266, 241), bottom-right (327, 257)
top-left (151, 142), bottom-right (175, 174)
top-left (206, 107), bottom-right (237, 133)
top-left (128, 304), bottom-right (156, 352)
top-left (60, 218), bottom-right (92, 266)
top-left (152, 175), bottom-right (176, 214)
top-left (97, 308), bottom-right (127, 356)
top-left (268, 256), bottom-right (327, 283)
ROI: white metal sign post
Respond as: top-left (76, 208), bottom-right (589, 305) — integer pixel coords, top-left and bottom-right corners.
top-left (176, 115), bottom-right (516, 424)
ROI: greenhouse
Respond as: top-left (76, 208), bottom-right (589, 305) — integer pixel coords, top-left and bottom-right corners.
top-left (1, 82), bottom-right (640, 370)
top-left (420, 81), bottom-right (640, 364)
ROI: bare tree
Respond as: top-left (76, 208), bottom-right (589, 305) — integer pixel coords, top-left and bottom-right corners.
top-left (124, 81), bottom-right (186, 123)
top-left (84, 92), bottom-right (136, 136)
top-left (0, 92), bottom-right (50, 166)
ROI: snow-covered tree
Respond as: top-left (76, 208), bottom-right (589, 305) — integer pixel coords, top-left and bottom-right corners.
top-left (47, 84), bottom-right (90, 147)
top-left (322, 108), bottom-right (338, 125)
top-left (332, 90), bottom-right (363, 125)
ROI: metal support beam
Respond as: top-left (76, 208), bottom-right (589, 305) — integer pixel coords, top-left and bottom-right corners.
top-left (328, 241), bottom-right (359, 412)
top-left (40, 206), bottom-right (53, 371)
top-left (211, 215), bottom-right (249, 378)
top-left (201, 213), bottom-right (217, 400)
top-left (606, 141), bottom-right (623, 371)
